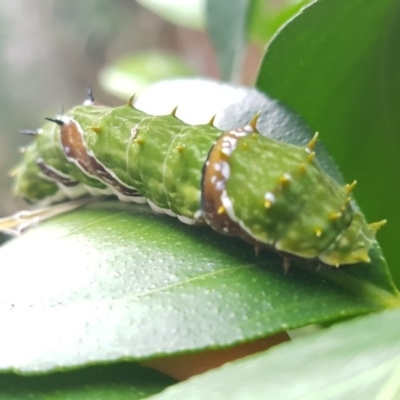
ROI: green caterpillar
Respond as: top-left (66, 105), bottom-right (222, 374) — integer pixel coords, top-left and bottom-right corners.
top-left (13, 92), bottom-right (385, 268)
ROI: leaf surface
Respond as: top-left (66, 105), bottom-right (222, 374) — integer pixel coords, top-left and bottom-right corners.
top-left (0, 363), bottom-right (175, 400)
top-left (0, 202), bottom-right (398, 373)
top-left (149, 308), bottom-right (400, 400)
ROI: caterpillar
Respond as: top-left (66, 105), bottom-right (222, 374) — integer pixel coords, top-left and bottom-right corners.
top-left (12, 90), bottom-right (385, 268)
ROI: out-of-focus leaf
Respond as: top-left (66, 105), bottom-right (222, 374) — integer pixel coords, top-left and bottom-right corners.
top-left (0, 362), bottom-right (175, 400)
top-left (0, 232), bottom-right (10, 246)
top-left (249, 0), bottom-right (311, 44)
top-left (205, 0), bottom-right (253, 82)
top-left (149, 308), bottom-right (400, 400)
top-left (137, 0), bottom-right (205, 30)
top-left (256, 0), bottom-right (400, 285)
top-left (99, 53), bottom-right (194, 100)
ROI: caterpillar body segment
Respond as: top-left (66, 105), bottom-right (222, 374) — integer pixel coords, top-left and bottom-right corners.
top-left (13, 99), bottom-right (385, 267)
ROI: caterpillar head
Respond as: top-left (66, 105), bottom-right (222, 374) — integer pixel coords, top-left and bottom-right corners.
top-left (319, 213), bottom-right (386, 267)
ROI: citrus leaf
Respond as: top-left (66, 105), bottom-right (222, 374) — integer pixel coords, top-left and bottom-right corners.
top-left (0, 202), bottom-right (398, 374)
top-left (149, 307), bottom-right (400, 400)
top-left (0, 362), bottom-right (175, 400)
top-left (256, 0), bottom-right (400, 284)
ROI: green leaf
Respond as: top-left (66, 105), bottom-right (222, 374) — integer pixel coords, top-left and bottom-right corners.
top-left (256, 0), bottom-right (400, 284)
top-left (0, 202), bottom-right (398, 374)
top-left (149, 307), bottom-right (400, 399)
top-left (249, 0), bottom-right (311, 44)
top-left (0, 362), bottom-right (175, 399)
top-left (99, 53), bottom-right (195, 100)
top-left (136, 0), bottom-right (205, 30)
top-left (205, 0), bottom-right (253, 82)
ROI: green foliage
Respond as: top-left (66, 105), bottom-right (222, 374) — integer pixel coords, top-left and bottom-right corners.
top-left (249, 0), bottom-right (311, 44)
top-left (0, 363), bottom-right (175, 400)
top-left (99, 53), bottom-right (195, 99)
top-left (205, 0), bottom-right (252, 82)
top-left (149, 308), bottom-right (400, 399)
top-left (0, 202), bottom-right (397, 374)
top-left (1, 0), bottom-right (399, 398)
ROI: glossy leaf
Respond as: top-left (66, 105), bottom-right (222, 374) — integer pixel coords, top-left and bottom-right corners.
top-left (0, 362), bottom-right (175, 400)
top-left (256, 0), bottom-right (400, 284)
top-left (149, 308), bottom-right (400, 400)
top-left (0, 202), bottom-right (398, 374)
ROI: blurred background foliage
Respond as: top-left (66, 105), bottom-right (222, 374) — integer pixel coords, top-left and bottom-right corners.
top-left (0, 0), bottom-right (398, 286)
